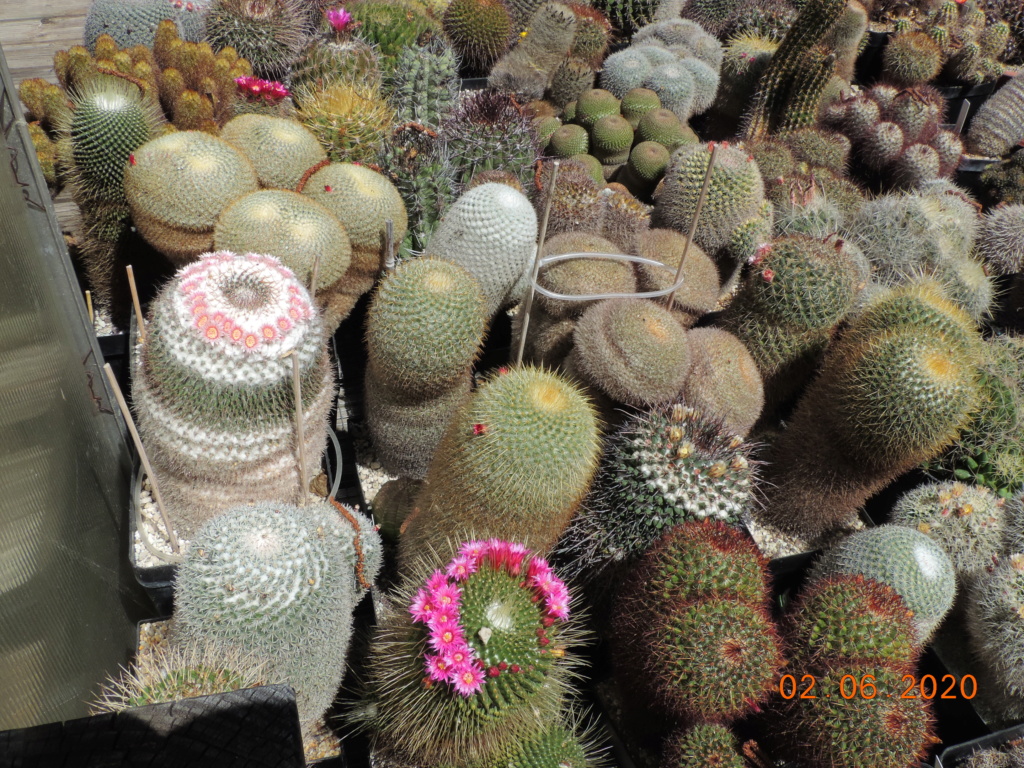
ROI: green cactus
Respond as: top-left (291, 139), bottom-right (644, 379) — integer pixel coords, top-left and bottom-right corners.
top-left (84, 0), bottom-right (210, 51)
top-left (385, 40), bottom-right (460, 130)
top-left (173, 500), bottom-right (381, 727)
top-left (568, 4), bottom-right (612, 64)
top-left (590, 0), bottom-right (659, 36)
top-left (548, 124), bottom-right (590, 156)
top-left (981, 148), bottom-right (1024, 204)
top-left (713, 32), bottom-right (778, 122)
top-left (808, 525), bottom-right (958, 643)
top-left (293, 80), bottom-right (395, 162)
top-left (291, 37), bottom-right (382, 92)
top-left (361, 540), bottom-right (581, 768)
top-left (488, 2), bottom-right (578, 99)
top-left (620, 87), bottom-right (661, 128)
top-left (661, 725), bottom-right (746, 768)
top-left (204, 0), bottom-right (306, 79)
top-left (882, 31), bottom-right (944, 86)
top-left (443, 0), bottom-right (515, 74)
top-left (785, 574), bottom-right (919, 667)
top-left (634, 107), bottom-right (696, 150)
top-left (219, 113), bottom-right (326, 190)
top-left (212, 190), bottom-right (351, 308)
top-left (590, 114), bottom-right (634, 162)
top-left (549, 57), bottom-right (597, 108)
top-left (346, 0), bottom-right (443, 72)
top-left (133, 253), bottom-right (335, 534)
top-left (423, 182), bottom-right (538, 317)
top-left (399, 366), bottom-right (601, 566)
top-left (569, 297), bottom-right (691, 407)
top-left (891, 481), bottom-right (1006, 578)
top-left (490, 719), bottom-right (590, 768)
top-left (124, 130), bottom-right (260, 263)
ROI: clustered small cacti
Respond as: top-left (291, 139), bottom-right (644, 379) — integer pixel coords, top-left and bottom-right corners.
top-left (347, 0), bottom-right (444, 73)
top-left (361, 539), bottom-right (582, 767)
top-left (172, 499), bottom-right (382, 727)
top-left (385, 39), bottom-right (461, 130)
top-left (132, 251), bottom-right (334, 537)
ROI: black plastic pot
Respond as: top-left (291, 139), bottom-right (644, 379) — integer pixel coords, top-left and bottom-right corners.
top-left (936, 80), bottom-right (998, 133)
top-left (936, 722), bottom-right (1024, 767)
top-left (954, 155), bottom-right (1000, 202)
top-left (854, 30), bottom-right (891, 86)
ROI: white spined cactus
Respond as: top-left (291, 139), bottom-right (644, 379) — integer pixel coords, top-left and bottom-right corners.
top-left (132, 251), bottom-right (335, 538)
top-left (172, 500), bottom-right (382, 728)
top-left (425, 183), bottom-right (539, 317)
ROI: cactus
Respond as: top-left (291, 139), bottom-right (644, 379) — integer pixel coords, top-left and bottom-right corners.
top-left (981, 149), bottom-right (1024, 204)
top-left (977, 204), bottom-right (1024, 275)
top-left (533, 243), bottom-right (637, 320)
top-left (598, 187), bottom-right (652, 254)
top-left (423, 182), bottom-right (538, 317)
top-left (620, 87), bottom-right (661, 128)
top-left (590, 114), bottom-right (634, 164)
top-left (611, 522), bottom-right (783, 723)
top-left (561, 405), bottom-right (756, 574)
top-left (548, 124), bottom-right (590, 156)
top-left (599, 48), bottom-right (653, 99)
top-left (91, 642), bottom-right (268, 713)
top-left (965, 70), bottom-right (1024, 157)
top-left (681, 328), bottom-right (764, 438)
top-left (678, 57), bottom-right (719, 114)
top-left (488, 2), bottom-right (578, 99)
top-left (212, 190), bottom-right (351, 314)
top-left (385, 39), bottom-right (460, 130)
top-left (344, 0), bottom-right (443, 72)
top-left (443, 0), bottom-right (515, 74)
top-left (361, 540), bottom-right (581, 767)
top-left (203, 0), bottom-right (306, 78)
top-left (440, 91), bottom-right (541, 188)
top-left (882, 31), bottom-right (944, 86)
top-left (891, 481), bottom-right (1006, 578)
top-left (635, 107), bottom-right (696, 150)
top-left (967, 552), bottom-right (1024, 715)
top-left (959, 743), bottom-right (1024, 768)
top-left (642, 62), bottom-right (699, 122)
top-left (492, 719), bottom-right (590, 768)
top-left (808, 525), bottom-right (958, 643)
top-left (632, 228), bottom-right (718, 321)
top-left (590, 0), bottom-right (659, 36)
top-left (292, 80), bottom-right (395, 163)
top-left (569, 298), bottom-right (691, 407)
top-left (302, 161), bottom-right (408, 326)
top-left (124, 130), bottom-right (260, 263)
top-left (661, 725), bottom-right (746, 768)
top-left (399, 366), bottom-right (600, 566)
top-left (549, 57), bottom-right (597, 108)
top-left (713, 32), bottom-right (778, 122)
top-left (173, 500), bottom-right (381, 727)
top-left (568, 4), bottom-right (612, 64)
top-left (132, 252), bottom-right (334, 536)
top-left (219, 113), bottom-right (326, 190)
top-left (84, 0), bottom-right (210, 51)
top-left (292, 35), bottom-right (382, 92)
top-left (364, 258), bottom-right (486, 478)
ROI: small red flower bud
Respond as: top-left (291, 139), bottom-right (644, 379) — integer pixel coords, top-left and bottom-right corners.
top-left (762, 268), bottom-right (775, 283)
top-left (539, 636), bottom-right (550, 646)
top-left (510, 664), bottom-right (521, 673)
top-left (473, 423), bottom-right (487, 436)
top-left (128, 153), bottom-right (136, 166)
top-left (488, 667), bottom-right (500, 677)
top-left (324, 185), bottom-right (333, 192)
top-left (498, 662), bottom-right (508, 670)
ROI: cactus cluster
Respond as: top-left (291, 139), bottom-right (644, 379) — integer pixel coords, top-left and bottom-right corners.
top-left (385, 39), bottom-right (461, 130)
top-left (361, 539), bottom-right (582, 767)
top-left (204, 0), bottom-right (308, 79)
top-left (346, 0), bottom-right (444, 72)
top-left (173, 500), bottom-right (382, 727)
top-left (132, 251), bottom-right (334, 537)
top-left (488, 2), bottom-right (579, 99)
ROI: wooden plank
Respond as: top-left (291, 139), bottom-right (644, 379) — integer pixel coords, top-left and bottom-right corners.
top-left (1, 3), bottom-right (88, 86)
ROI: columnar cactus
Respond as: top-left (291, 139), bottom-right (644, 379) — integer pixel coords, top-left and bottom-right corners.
top-left (965, 70), bottom-right (1024, 157)
top-left (399, 366), bottom-right (601, 567)
top-left (385, 39), bottom-right (460, 130)
top-left (173, 500), bottom-right (382, 727)
top-left (361, 540), bottom-right (581, 767)
top-left (967, 552), bottom-right (1024, 718)
top-left (132, 252), bottom-right (334, 537)
top-left (488, 2), bottom-right (578, 99)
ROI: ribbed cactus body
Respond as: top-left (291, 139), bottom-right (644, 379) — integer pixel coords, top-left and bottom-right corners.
top-left (425, 182), bottom-right (538, 317)
top-left (364, 541), bottom-right (579, 767)
top-left (399, 367), bottom-right (600, 565)
top-left (173, 500), bottom-right (381, 726)
top-left (292, 38), bottom-right (382, 91)
top-left (662, 725), bottom-right (746, 768)
top-left (293, 80), bottom-right (395, 163)
top-left (133, 252), bottom-right (333, 536)
top-left (386, 40), bottom-right (460, 129)
top-left (443, 0), bottom-right (515, 73)
top-left (590, 0), bottom-right (658, 36)
top-left (124, 131), bottom-right (260, 263)
top-left (204, 0), bottom-right (307, 79)
top-left (219, 114), bottom-right (326, 190)
top-left (491, 721), bottom-right (588, 768)
top-left (809, 526), bottom-right (957, 643)
top-left (85, 0), bottom-right (210, 50)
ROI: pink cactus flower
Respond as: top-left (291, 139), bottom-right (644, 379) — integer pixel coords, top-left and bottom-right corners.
top-left (235, 75), bottom-right (289, 103)
top-left (326, 6), bottom-right (352, 31)
top-left (452, 665), bottom-right (484, 696)
top-left (409, 588), bottom-right (436, 622)
top-left (429, 622), bottom-right (465, 655)
top-left (459, 540), bottom-right (488, 564)
top-left (431, 582), bottom-right (462, 609)
top-left (446, 554), bottom-right (478, 581)
top-left (426, 569), bottom-right (448, 591)
top-left (425, 654), bottom-right (452, 682)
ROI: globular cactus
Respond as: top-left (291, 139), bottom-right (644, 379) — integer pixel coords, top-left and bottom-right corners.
top-left (440, 91), bottom-right (541, 188)
top-left (965, 70), bottom-right (1024, 157)
top-left (124, 130), bottom-right (260, 263)
top-left (423, 182), bottom-right (538, 317)
top-left (361, 540), bottom-right (582, 767)
top-left (567, 4), bottom-right (612, 65)
top-left (590, 0), bottom-right (659, 37)
top-left (967, 552), bottom-right (1024, 718)
top-left (598, 186), bottom-right (652, 253)
top-left (882, 31), bottom-right (944, 86)
top-left (549, 57), bottom-right (597, 108)
top-left (632, 228), bottom-right (719, 323)
top-left (611, 522), bottom-right (783, 723)
top-left (132, 252), bottom-right (334, 537)
top-left (491, 719), bottom-right (591, 768)
top-left (302, 161), bottom-right (408, 326)
top-left (977, 203), bottom-right (1024, 275)
top-left (599, 47), bottom-right (654, 98)
top-left (620, 87), bottom-right (661, 128)
top-left (346, 0), bottom-right (443, 72)
top-left (399, 366), bottom-right (601, 566)
top-left (532, 159), bottom-right (604, 236)
top-left (91, 642), bottom-right (268, 713)
top-left (385, 39), bottom-right (460, 130)
top-left (218, 114), bottom-right (324, 192)
top-left (573, 87), bottom-right (621, 128)
top-left (534, 236), bottom-right (637, 319)
top-left (713, 32), bottom-right (778, 122)
top-left (569, 298), bottom-right (691, 407)
top-left (680, 0), bottom-right (744, 35)
top-left (84, 0), bottom-right (210, 51)
top-left (173, 500), bottom-right (382, 728)
top-left (561, 405), bottom-right (756, 574)
top-left (891, 481), bottom-right (1006, 579)
top-left (443, 0), bottom-right (515, 74)
top-left (292, 80), bottom-right (395, 162)
top-left (681, 328), bottom-right (764, 437)
top-left (548, 124), bottom-right (590, 157)
top-left (981, 149), bottom-right (1024, 205)
top-left (203, 0), bottom-right (307, 79)
top-left (679, 57), bottom-right (720, 115)
top-left (653, 141), bottom-right (765, 254)
top-left (364, 258), bottom-right (486, 478)
top-left (291, 36), bottom-right (382, 92)
top-left (212, 190), bottom-right (351, 322)
top-left (808, 525), bottom-right (958, 643)
top-left (488, 2), bottom-right (578, 99)
top-left (635, 107), bottom-right (696, 150)
top-left (661, 725), bottom-right (746, 768)
top-left (643, 62), bottom-right (696, 121)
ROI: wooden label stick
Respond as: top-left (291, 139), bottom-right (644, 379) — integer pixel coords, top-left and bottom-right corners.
top-left (126, 265), bottom-right (146, 343)
top-left (515, 160), bottom-right (561, 367)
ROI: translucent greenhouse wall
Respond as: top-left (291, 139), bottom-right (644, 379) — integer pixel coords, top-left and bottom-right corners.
top-left (0, 43), bottom-right (152, 728)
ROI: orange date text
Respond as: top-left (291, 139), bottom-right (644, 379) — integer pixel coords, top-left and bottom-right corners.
top-left (778, 673), bottom-right (977, 700)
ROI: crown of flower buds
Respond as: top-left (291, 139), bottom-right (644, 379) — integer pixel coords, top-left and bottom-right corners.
top-left (409, 539), bottom-right (570, 697)
top-left (235, 76), bottom-right (290, 103)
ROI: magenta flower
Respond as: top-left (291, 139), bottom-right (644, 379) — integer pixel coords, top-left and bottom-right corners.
top-left (326, 6), bottom-right (352, 31)
top-left (452, 666), bottom-right (484, 697)
top-left (409, 588), bottom-right (436, 622)
top-left (429, 622), bottom-right (464, 655)
top-left (432, 582), bottom-right (462, 609)
top-left (446, 554), bottom-right (478, 581)
top-left (527, 556), bottom-right (552, 582)
top-left (545, 588), bottom-right (570, 621)
top-left (235, 75), bottom-right (290, 103)
top-left (459, 540), bottom-right (487, 563)
top-left (426, 569), bottom-right (448, 591)
top-left (425, 654), bottom-right (452, 682)
top-left (427, 607), bottom-right (457, 628)
top-left (447, 646), bottom-right (470, 669)
top-left (506, 542), bottom-right (529, 574)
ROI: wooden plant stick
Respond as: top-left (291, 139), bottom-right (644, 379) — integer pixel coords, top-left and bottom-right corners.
top-left (126, 265), bottom-right (146, 343)
top-left (309, 254), bottom-right (321, 297)
top-left (292, 353), bottom-right (308, 504)
top-left (102, 363), bottom-right (180, 553)
top-left (954, 99), bottom-right (970, 135)
top-left (515, 160), bottom-right (561, 366)
top-left (665, 142), bottom-right (718, 308)
top-left (84, 290), bottom-right (94, 325)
